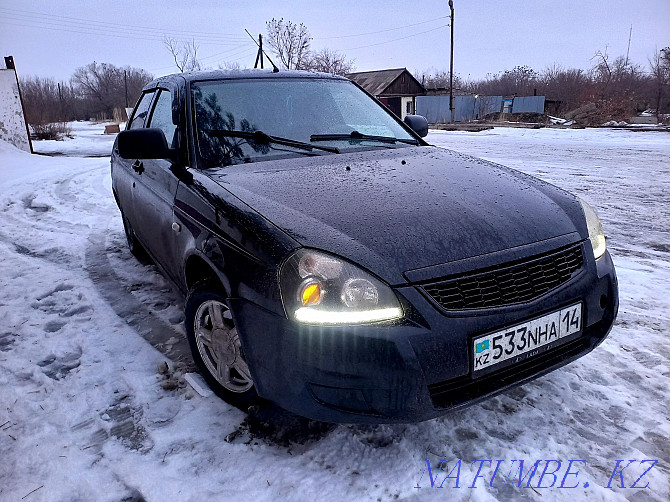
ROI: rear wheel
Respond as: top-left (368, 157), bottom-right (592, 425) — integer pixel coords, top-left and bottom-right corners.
top-left (185, 282), bottom-right (257, 408)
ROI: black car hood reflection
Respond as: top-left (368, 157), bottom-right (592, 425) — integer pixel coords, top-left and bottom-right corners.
top-left (209, 146), bottom-right (583, 285)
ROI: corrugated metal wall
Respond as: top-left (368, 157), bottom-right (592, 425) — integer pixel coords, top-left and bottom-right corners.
top-left (511, 96), bottom-right (545, 114)
top-left (417, 96), bottom-right (478, 123)
top-left (416, 96), bottom-right (451, 123)
top-left (474, 95), bottom-right (503, 118)
top-left (417, 95), bottom-right (545, 123)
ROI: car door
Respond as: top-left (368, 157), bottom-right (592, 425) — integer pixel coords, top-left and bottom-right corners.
top-left (112, 89), bottom-right (156, 228)
top-left (131, 86), bottom-right (183, 279)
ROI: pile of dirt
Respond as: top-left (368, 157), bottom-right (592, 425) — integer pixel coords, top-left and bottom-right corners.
top-left (564, 101), bottom-right (639, 126)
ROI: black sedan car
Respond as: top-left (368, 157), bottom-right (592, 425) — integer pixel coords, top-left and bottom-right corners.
top-left (111, 69), bottom-right (618, 423)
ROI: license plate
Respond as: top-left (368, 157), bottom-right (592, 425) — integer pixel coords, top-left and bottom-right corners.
top-left (472, 303), bottom-right (582, 373)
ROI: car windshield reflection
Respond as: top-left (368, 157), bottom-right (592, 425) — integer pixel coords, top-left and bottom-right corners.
top-left (192, 78), bottom-right (417, 167)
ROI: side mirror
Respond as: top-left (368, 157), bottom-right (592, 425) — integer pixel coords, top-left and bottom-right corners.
top-left (404, 114), bottom-right (429, 138)
top-left (117, 128), bottom-right (176, 161)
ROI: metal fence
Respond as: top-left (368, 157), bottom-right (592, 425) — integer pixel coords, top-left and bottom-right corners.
top-left (416, 96), bottom-right (472, 123)
top-left (416, 95), bottom-right (545, 123)
top-left (511, 96), bottom-right (545, 114)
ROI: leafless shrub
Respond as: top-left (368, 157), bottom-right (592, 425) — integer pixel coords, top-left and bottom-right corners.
top-left (304, 48), bottom-right (355, 76)
top-left (217, 61), bottom-right (241, 71)
top-left (31, 122), bottom-right (72, 141)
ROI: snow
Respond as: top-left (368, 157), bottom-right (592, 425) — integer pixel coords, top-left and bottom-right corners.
top-left (1, 123), bottom-right (669, 501)
top-left (32, 121), bottom-right (121, 157)
top-left (602, 120), bottom-right (629, 127)
top-left (548, 115), bottom-right (567, 125)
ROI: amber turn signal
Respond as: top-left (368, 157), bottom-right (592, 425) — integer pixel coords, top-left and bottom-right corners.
top-left (301, 282), bottom-right (322, 306)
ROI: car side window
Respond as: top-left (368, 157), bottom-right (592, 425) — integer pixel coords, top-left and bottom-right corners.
top-left (148, 89), bottom-right (178, 147)
top-left (128, 91), bottom-right (155, 130)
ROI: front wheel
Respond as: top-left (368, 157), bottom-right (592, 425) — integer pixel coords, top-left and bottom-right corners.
top-left (185, 282), bottom-right (257, 408)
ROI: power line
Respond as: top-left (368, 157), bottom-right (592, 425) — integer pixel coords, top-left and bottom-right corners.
top-left (3, 18), bottom-right (244, 45)
top-left (1, 19), bottom-right (180, 44)
top-left (1, 7), bottom-right (449, 45)
top-left (149, 46), bottom-right (257, 73)
top-left (1, 6), bottom-right (449, 73)
top-left (0, 6), bottom-right (246, 41)
top-left (195, 45), bottom-right (258, 64)
top-left (341, 25), bottom-right (447, 51)
top-left (0, 6), bottom-right (258, 74)
top-left (228, 48), bottom-right (259, 65)
top-left (0, 17), bottom-right (248, 45)
top-left (314, 15), bottom-right (449, 40)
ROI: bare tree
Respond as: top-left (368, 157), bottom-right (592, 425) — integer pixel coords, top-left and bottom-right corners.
top-left (591, 48), bottom-right (613, 93)
top-left (304, 48), bottom-right (355, 75)
top-left (163, 36), bottom-right (201, 72)
top-left (20, 76), bottom-right (76, 125)
top-left (413, 69), bottom-right (466, 91)
top-left (71, 62), bottom-right (152, 119)
top-left (539, 64), bottom-right (589, 114)
top-left (455, 65), bottom-right (538, 97)
top-left (648, 47), bottom-right (670, 117)
top-left (589, 47), bottom-right (649, 120)
top-left (414, 48), bottom-right (667, 123)
top-left (265, 18), bottom-right (312, 70)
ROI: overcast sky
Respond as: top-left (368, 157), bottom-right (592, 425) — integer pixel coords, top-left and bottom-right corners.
top-left (1, 0), bottom-right (668, 82)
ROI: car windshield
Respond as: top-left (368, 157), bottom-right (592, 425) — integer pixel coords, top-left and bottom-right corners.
top-left (191, 77), bottom-right (417, 167)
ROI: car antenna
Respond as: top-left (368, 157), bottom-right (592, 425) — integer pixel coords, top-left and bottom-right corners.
top-left (245, 29), bottom-right (280, 73)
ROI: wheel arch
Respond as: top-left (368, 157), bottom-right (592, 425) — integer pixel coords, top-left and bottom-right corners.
top-left (183, 252), bottom-right (229, 295)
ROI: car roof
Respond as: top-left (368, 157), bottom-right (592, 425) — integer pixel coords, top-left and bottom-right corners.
top-left (144, 69), bottom-right (349, 90)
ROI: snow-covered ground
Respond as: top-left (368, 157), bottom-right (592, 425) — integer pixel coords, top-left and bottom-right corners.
top-left (29, 121), bottom-right (124, 158)
top-left (1, 123), bottom-right (668, 501)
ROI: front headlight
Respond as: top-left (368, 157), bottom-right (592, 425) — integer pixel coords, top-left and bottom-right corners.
top-left (279, 248), bottom-right (403, 325)
top-left (578, 198), bottom-right (607, 260)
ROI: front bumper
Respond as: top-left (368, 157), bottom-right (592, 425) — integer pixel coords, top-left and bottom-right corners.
top-left (231, 248), bottom-right (618, 424)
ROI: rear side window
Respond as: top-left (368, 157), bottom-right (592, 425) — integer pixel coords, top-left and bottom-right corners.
top-left (148, 89), bottom-right (178, 147)
top-left (128, 91), bottom-right (155, 130)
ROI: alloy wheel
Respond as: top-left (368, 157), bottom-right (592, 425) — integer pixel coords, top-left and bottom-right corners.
top-left (193, 300), bottom-right (253, 393)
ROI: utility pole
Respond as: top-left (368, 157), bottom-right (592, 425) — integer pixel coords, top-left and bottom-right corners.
top-left (57, 82), bottom-right (64, 120)
top-left (124, 70), bottom-right (129, 108)
top-left (625, 24), bottom-right (632, 68)
top-left (254, 34), bottom-right (264, 69)
top-left (449, 0), bottom-right (455, 123)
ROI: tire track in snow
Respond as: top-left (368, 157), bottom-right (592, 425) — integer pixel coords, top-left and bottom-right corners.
top-left (85, 225), bottom-right (192, 365)
top-left (36, 162), bottom-right (192, 366)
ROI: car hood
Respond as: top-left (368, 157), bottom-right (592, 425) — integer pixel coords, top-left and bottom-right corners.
top-left (209, 146), bottom-right (585, 285)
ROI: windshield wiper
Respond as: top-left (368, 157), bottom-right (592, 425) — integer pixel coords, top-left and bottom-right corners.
top-left (310, 130), bottom-right (419, 145)
top-left (205, 129), bottom-right (339, 154)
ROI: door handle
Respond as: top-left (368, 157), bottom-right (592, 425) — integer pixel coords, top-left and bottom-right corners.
top-left (132, 160), bottom-right (144, 175)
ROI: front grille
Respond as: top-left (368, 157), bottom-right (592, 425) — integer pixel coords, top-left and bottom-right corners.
top-left (422, 243), bottom-right (584, 310)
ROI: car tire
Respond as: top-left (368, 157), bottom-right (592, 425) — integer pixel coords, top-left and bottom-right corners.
top-left (185, 281), bottom-right (258, 409)
top-left (121, 212), bottom-right (148, 260)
